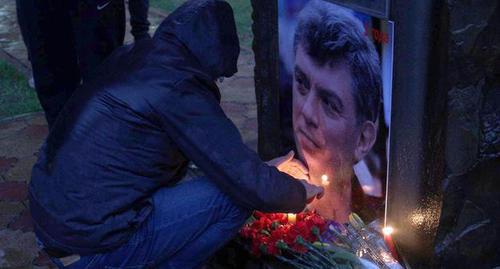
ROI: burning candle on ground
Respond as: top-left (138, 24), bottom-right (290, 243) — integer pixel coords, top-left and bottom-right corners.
top-left (287, 213), bottom-right (296, 224)
top-left (382, 226), bottom-right (393, 236)
top-left (382, 226), bottom-right (399, 260)
top-left (321, 174), bottom-right (330, 186)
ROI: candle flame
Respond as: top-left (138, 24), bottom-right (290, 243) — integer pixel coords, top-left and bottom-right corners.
top-left (321, 174), bottom-right (329, 186)
top-left (382, 226), bottom-right (394, 236)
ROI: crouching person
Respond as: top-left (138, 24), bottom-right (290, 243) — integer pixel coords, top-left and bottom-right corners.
top-left (29, 1), bottom-right (324, 268)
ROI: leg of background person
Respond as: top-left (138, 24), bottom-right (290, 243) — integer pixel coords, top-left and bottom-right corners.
top-left (16, 0), bottom-right (34, 89)
top-left (15, 0), bottom-right (31, 61)
top-left (16, 0), bottom-right (80, 128)
top-left (59, 177), bottom-right (251, 269)
top-left (71, 0), bottom-right (126, 82)
top-left (128, 0), bottom-right (151, 40)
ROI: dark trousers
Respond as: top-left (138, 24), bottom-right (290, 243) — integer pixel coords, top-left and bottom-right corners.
top-left (129, 0), bottom-right (150, 40)
top-left (44, 177), bottom-right (250, 269)
top-left (16, 0), bottom-right (126, 128)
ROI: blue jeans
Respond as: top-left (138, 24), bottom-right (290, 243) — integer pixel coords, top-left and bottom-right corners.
top-left (49, 177), bottom-right (251, 269)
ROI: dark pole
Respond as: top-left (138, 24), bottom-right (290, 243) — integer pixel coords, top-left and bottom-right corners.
top-left (251, 0), bottom-right (282, 161)
top-left (387, 0), bottom-right (448, 266)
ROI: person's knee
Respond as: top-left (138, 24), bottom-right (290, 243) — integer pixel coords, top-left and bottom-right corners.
top-left (193, 178), bottom-right (251, 224)
top-left (217, 193), bottom-right (252, 228)
top-left (154, 177), bottom-right (251, 225)
top-left (227, 204), bottom-right (252, 228)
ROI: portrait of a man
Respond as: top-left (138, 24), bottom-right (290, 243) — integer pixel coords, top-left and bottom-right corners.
top-left (280, 0), bottom-right (393, 223)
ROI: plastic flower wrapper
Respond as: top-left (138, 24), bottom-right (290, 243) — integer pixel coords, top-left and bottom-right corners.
top-left (322, 213), bottom-right (403, 269)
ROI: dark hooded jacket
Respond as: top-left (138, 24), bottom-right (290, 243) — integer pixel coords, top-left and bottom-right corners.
top-left (29, 0), bottom-right (306, 255)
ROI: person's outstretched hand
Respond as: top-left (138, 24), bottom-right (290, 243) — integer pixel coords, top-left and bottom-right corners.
top-left (266, 151), bottom-right (324, 203)
top-left (266, 150), bottom-right (309, 180)
top-left (299, 179), bottom-right (324, 204)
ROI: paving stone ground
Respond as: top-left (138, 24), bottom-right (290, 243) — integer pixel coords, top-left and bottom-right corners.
top-left (0, 1), bottom-right (257, 268)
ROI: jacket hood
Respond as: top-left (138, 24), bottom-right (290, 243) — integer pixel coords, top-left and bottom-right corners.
top-left (153, 0), bottom-right (240, 79)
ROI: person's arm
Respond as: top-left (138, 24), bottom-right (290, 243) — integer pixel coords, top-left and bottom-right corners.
top-left (151, 78), bottom-right (310, 212)
top-left (128, 0), bottom-right (150, 41)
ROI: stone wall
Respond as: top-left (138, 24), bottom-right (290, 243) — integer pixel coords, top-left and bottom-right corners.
top-left (434, 0), bottom-right (500, 267)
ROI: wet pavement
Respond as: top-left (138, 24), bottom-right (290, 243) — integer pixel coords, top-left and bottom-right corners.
top-left (0, 1), bottom-right (257, 268)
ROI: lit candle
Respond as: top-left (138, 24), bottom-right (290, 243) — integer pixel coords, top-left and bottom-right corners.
top-left (382, 226), bottom-right (399, 260)
top-left (382, 226), bottom-right (393, 236)
top-left (287, 213), bottom-right (296, 224)
top-left (321, 174), bottom-right (330, 186)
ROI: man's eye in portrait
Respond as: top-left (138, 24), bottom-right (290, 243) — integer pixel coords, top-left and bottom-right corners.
top-left (322, 97), bottom-right (338, 116)
top-left (319, 90), bottom-right (343, 118)
top-left (294, 67), bottom-right (310, 96)
top-left (296, 83), bottom-right (308, 96)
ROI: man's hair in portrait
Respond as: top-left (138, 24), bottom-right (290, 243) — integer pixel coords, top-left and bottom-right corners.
top-left (293, 0), bottom-right (382, 124)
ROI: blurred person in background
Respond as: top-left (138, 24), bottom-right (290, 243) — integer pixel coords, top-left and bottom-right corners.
top-left (16, 0), bottom-right (150, 128)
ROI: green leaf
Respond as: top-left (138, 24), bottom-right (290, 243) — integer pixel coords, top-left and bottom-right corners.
top-left (295, 235), bottom-right (306, 245)
top-left (276, 240), bottom-right (289, 250)
top-left (245, 215), bottom-right (256, 224)
top-left (348, 213), bottom-right (365, 230)
top-left (259, 244), bottom-right (268, 254)
top-left (311, 226), bottom-right (320, 237)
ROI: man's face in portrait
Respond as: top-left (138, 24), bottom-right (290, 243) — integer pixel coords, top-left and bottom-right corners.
top-left (292, 44), bottom-right (368, 183)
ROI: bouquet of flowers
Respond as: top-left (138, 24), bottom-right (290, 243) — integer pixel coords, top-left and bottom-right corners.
top-left (240, 211), bottom-right (403, 269)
